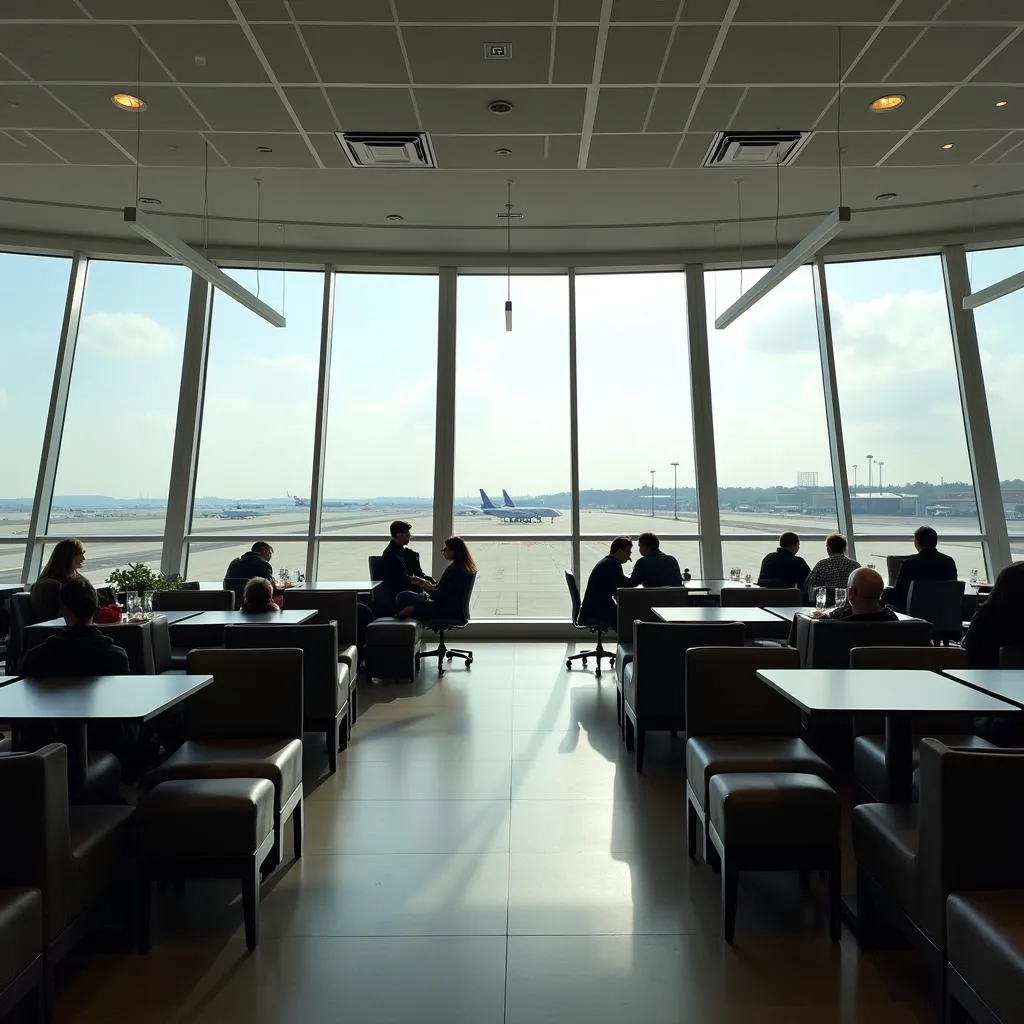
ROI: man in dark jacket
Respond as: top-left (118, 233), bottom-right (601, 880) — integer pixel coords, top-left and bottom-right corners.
top-left (757, 531), bottom-right (812, 589)
top-left (223, 541), bottom-right (280, 606)
top-left (884, 525), bottom-right (958, 613)
top-left (580, 536), bottom-right (635, 626)
top-left (629, 532), bottom-right (683, 588)
top-left (377, 521), bottom-right (434, 615)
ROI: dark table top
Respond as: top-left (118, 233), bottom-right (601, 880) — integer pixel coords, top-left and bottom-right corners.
top-left (30, 610), bottom-right (200, 630)
top-left (0, 584), bottom-right (24, 599)
top-left (169, 609), bottom-right (316, 627)
top-left (0, 673), bottom-right (214, 722)
top-left (756, 669), bottom-right (1017, 715)
top-left (292, 580), bottom-right (380, 592)
top-left (653, 606), bottom-right (781, 624)
top-left (942, 669), bottom-right (1024, 710)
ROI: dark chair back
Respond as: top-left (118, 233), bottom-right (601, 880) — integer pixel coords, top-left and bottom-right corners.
top-left (149, 615), bottom-right (174, 673)
top-left (152, 589), bottom-right (234, 612)
top-left (7, 593), bottom-right (36, 672)
top-left (184, 648), bottom-right (304, 741)
top-left (886, 553), bottom-right (914, 586)
top-left (564, 570), bottom-right (582, 626)
top-left (1000, 645), bottom-right (1024, 669)
top-left (21, 620), bottom-right (156, 674)
top-left (721, 586), bottom-right (801, 608)
top-left (615, 587), bottom-right (693, 639)
top-left (423, 571), bottom-right (475, 627)
top-left (284, 590), bottom-right (359, 647)
top-left (368, 555), bottom-right (394, 616)
top-left (907, 580), bottom-right (966, 637)
top-left (800, 618), bottom-right (932, 668)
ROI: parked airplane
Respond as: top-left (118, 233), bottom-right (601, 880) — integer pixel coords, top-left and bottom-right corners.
top-left (480, 489), bottom-right (561, 523)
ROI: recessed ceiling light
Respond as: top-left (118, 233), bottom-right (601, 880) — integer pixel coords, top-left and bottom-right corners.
top-left (256, 145), bottom-right (273, 153)
top-left (487, 99), bottom-right (514, 114)
top-left (875, 192), bottom-right (898, 202)
top-left (941, 142), bottom-right (955, 150)
top-left (111, 92), bottom-right (146, 112)
top-left (995, 99), bottom-right (1008, 108)
top-left (870, 93), bottom-right (905, 112)
top-left (166, 144), bottom-right (178, 152)
top-left (6, 100), bottom-right (20, 108)
top-left (495, 147), bottom-right (512, 156)
top-left (385, 213), bottom-right (404, 222)
top-left (138, 196), bottom-right (162, 206)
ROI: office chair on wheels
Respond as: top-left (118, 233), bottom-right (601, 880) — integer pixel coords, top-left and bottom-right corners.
top-left (564, 570), bottom-right (615, 675)
top-left (417, 574), bottom-right (476, 676)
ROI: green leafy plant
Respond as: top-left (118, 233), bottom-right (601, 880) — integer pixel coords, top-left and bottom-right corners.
top-left (106, 563), bottom-right (184, 594)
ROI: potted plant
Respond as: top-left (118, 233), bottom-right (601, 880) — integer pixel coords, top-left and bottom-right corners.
top-left (106, 563), bottom-right (184, 598)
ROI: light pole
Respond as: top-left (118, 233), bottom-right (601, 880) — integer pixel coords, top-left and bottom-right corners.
top-left (670, 462), bottom-right (679, 520)
top-left (650, 469), bottom-right (656, 517)
top-left (877, 460), bottom-right (885, 494)
top-left (852, 464), bottom-right (858, 493)
top-left (866, 454), bottom-right (874, 498)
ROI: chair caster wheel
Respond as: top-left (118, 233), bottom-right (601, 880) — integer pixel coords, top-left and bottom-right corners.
top-left (466, 658), bottom-right (473, 667)
top-left (445, 652), bottom-right (453, 661)
top-left (566, 661), bottom-right (572, 670)
top-left (582, 659), bottom-right (588, 667)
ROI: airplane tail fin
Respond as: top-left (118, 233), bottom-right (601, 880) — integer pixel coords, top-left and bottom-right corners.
top-left (502, 489), bottom-right (516, 507)
top-left (479, 488), bottom-right (496, 509)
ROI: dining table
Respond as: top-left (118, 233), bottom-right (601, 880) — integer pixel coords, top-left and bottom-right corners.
top-left (32, 610), bottom-right (202, 629)
top-left (941, 669), bottom-right (1024, 709)
top-left (651, 604), bottom-right (791, 639)
top-left (290, 580), bottom-right (380, 592)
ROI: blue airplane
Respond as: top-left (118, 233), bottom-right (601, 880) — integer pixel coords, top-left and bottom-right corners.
top-left (479, 489), bottom-right (562, 523)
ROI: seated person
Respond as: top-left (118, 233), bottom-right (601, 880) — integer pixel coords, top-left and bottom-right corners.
top-left (240, 577), bottom-right (280, 614)
top-left (964, 561), bottom-right (1024, 669)
top-left (223, 541), bottom-right (292, 606)
top-left (629, 532), bottom-right (682, 588)
top-left (822, 567), bottom-right (898, 622)
top-left (580, 536), bottom-right (635, 627)
top-left (757, 531), bottom-right (812, 589)
top-left (397, 537), bottom-right (476, 621)
top-left (883, 525), bottom-right (958, 613)
top-left (378, 520), bottom-right (434, 615)
top-left (803, 532), bottom-right (860, 601)
top-left (30, 537), bottom-right (88, 620)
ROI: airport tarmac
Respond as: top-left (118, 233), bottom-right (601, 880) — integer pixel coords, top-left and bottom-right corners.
top-left (3, 506), bottom-right (1015, 616)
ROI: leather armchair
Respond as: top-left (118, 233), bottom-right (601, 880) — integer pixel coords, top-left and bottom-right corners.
top-left (152, 589), bottom-right (234, 611)
top-left (797, 617), bottom-right (932, 669)
top-left (25, 621), bottom-right (157, 676)
top-left (0, 743), bottom-right (134, 1011)
top-left (283, 590), bottom-right (359, 649)
top-left (7, 593), bottom-right (36, 674)
top-left (0, 886), bottom-right (42, 1020)
top-left (224, 623), bottom-right (352, 772)
top-left (1001, 645), bottom-right (1024, 669)
top-left (622, 621), bottom-right (744, 773)
top-left (614, 587), bottom-right (694, 688)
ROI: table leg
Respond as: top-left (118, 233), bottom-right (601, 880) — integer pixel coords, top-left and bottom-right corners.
top-left (884, 713), bottom-right (913, 803)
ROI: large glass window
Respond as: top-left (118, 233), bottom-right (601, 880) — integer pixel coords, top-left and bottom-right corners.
top-left (707, 266), bottom-right (837, 541)
top-left (50, 260), bottom-right (190, 541)
top-left (0, 252), bottom-right (71, 538)
top-left (580, 539), bottom-right (702, 596)
top-left (185, 538), bottom-right (310, 586)
top-left (41, 541), bottom-right (166, 588)
top-left (968, 244), bottom-right (1024, 541)
top-left (192, 270), bottom-right (321, 542)
top-left (468, 541), bottom-right (571, 619)
top-left (828, 255), bottom-right (980, 540)
top-left (0, 544), bottom-right (26, 584)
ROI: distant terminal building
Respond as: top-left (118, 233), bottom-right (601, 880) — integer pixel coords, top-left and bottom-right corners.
top-left (850, 492), bottom-right (911, 516)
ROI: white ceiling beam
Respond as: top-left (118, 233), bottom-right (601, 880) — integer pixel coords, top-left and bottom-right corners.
top-left (124, 206), bottom-right (286, 328)
top-left (714, 206), bottom-right (852, 330)
top-left (962, 268), bottom-right (1024, 310)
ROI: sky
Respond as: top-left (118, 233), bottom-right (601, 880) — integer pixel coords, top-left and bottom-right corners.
top-left (1, 245), bottom-right (1022, 507)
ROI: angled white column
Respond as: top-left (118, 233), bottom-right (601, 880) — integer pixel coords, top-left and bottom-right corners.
top-left (568, 269), bottom-right (582, 586)
top-left (430, 268), bottom-right (458, 578)
top-left (941, 245), bottom-right (1012, 579)
top-left (812, 256), bottom-right (856, 559)
top-left (161, 273), bottom-right (214, 579)
top-left (22, 253), bottom-right (88, 585)
top-left (305, 268), bottom-right (335, 582)
top-left (686, 264), bottom-right (723, 580)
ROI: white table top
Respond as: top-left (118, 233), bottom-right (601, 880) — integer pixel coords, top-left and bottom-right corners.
top-left (652, 606), bottom-right (782, 624)
top-left (942, 669), bottom-right (1024, 710)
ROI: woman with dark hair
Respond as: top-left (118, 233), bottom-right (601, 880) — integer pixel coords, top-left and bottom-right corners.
top-left (241, 577), bottom-right (280, 614)
top-left (31, 538), bottom-right (87, 619)
top-left (964, 562), bottom-right (1024, 669)
top-left (396, 537), bottom-right (477, 621)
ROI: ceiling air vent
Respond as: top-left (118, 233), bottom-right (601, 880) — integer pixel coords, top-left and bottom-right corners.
top-left (335, 131), bottom-right (437, 169)
top-left (702, 130), bottom-right (809, 168)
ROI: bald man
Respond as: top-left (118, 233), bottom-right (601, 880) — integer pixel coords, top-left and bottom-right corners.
top-left (825, 567), bottom-right (899, 622)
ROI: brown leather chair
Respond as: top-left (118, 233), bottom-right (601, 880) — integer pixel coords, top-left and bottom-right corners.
top-left (798, 617), bottom-right (933, 669)
top-left (886, 554), bottom-right (914, 587)
top-left (144, 649), bottom-right (304, 870)
top-left (684, 646), bottom-right (832, 865)
top-left (0, 886), bottom-right (43, 1020)
top-left (853, 740), bottom-right (1024, 1005)
top-left (283, 590), bottom-right (359, 649)
top-left (22, 620), bottom-right (156, 675)
top-left (622, 621), bottom-right (745, 773)
top-left (0, 743), bottom-right (134, 1013)
top-left (224, 623), bottom-right (357, 772)
top-left (152, 589), bottom-right (234, 612)
top-left (720, 586), bottom-right (802, 608)
top-left (1000, 645), bottom-right (1024, 669)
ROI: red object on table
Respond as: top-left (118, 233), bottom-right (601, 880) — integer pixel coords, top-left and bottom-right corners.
top-left (94, 604), bottom-right (123, 624)
top-left (272, 595), bottom-right (284, 609)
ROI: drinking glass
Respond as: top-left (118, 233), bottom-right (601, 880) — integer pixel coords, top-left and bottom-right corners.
top-left (124, 591), bottom-right (140, 620)
top-left (142, 591), bottom-right (154, 618)
top-left (970, 568), bottom-right (979, 586)
top-left (744, 572), bottom-right (752, 586)
top-left (834, 587), bottom-right (847, 608)
top-left (815, 587), bottom-right (828, 611)
top-left (279, 567), bottom-right (291, 585)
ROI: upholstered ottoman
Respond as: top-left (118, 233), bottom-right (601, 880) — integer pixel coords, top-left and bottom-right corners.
top-left (365, 617), bottom-right (421, 681)
top-left (136, 778), bottom-right (277, 951)
top-left (707, 772), bottom-right (841, 943)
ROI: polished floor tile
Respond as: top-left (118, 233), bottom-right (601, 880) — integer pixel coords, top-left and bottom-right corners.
top-left (308, 758), bottom-right (512, 801)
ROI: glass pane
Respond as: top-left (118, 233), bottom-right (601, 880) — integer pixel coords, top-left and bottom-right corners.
top-left (322, 274), bottom-right (437, 539)
top-left (968, 244), bottom-right (1024, 536)
top-left (41, 541), bottom-right (165, 587)
top-left (580, 538), bottom-right (702, 592)
top-left (469, 541), bottom-right (571, 618)
top-left (0, 253), bottom-right (70, 535)
top-left (854, 538), bottom-right (986, 585)
top-left (575, 272), bottom-right (697, 535)
top-left (51, 260), bottom-right (190, 536)
top-left (454, 276), bottom-right (570, 534)
top-left (827, 255), bottom-right (979, 534)
top-left (707, 266), bottom-right (837, 535)
top-left (185, 539), bottom-right (310, 585)
top-left (316, 540), bottom-right (429, 585)
top-left (192, 270), bottom-right (321, 530)
top-left (0, 545), bottom-right (25, 585)
top-left (720, 535), bottom-right (845, 588)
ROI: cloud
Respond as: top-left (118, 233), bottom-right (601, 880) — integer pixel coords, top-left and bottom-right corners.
top-left (78, 311), bottom-right (177, 358)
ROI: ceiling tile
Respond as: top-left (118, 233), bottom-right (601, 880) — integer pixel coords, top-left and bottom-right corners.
top-left (994, 133), bottom-right (1024, 162)
top-left (885, 128), bottom-right (1012, 164)
top-left (680, 85), bottom-right (741, 130)
top-left (307, 133), bottom-right (350, 168)
top-left (709, 26), bottom-right (872, 84)
top-left (432, 134), bottom-right (577, 169)
top-left (923, 86), bottom-right (1024, 130)
top-left (0, 129), bottom-right (67, 164)
top-left (601, 26), bottom-right (672, 84)
top-left (415, 87), bottom-right (586, 133)
top-left (205, 131), bottom-right (316, 166)
top-left (971, 34), bottom-right (1024, 84)
top-left (139, 25), bottom-right (271, 84)
top-left (587, 132), bottom-right (679, 167)
top-left (645, 86), bottom-right (699, 131)
top-left (611, 0), bottom-right (679, 21)
top-left (791, 129), bottom-right (901, 166)
top-left (730, 87), bottom-right (834, 130)
top-left (557, 0), bottom-right (603, 20)
top-left (0, 57), bottom-right (28, 82)
top-left (552, 26), bottom-right (598, 83)
top-left (594, 87), bottom-right (654, 132)
top-left (548, 134), bottom-right (582, 165)
top-left (32, 129), bottom-right (132, 164)
top-left (234, 0), bottom-right (290, 19)
top-left (0, 85), bottom-right (83, 130)
top-left (251, 25), bottom-right (317, 83)
top-left (888, 27), bottom-right (1014, 82)
top-left (184, 87), bottom-right (297, 131)
top-left (395, 0), bottom-right (555, 20)
top-left (735, 0), bottom-right (895, 20)
top-left (891, 0), bottom-right (949, 18)
top-left (402, 27), bottom-right (553, 85)
top-left (323, 87), bottom-right (417, 130)
top-left (280, 0), bottom-right (392, 18)
top-left (846, 27), bottom-right (924, 83)
top-left (282, 87), bottom-right (338, 132)
top-left (107, 130), bottom-right (229, 166)
top-left (937, 0), bottom-right (1024, 20)
top-left (47, 85), bottom-right (207, 131)
top-left (0, 25), bottom-right (171, 83)
top-left (672, 131), bottom-right (713, 167)
top-left (679, 0), bottom-right (732, 20)
top-left (0, 0), bottom-right (86, 17)
top-left (302, 25), bottom-right (407, 84)
top-left (661, 25), bottom-right (719, 83)
top-left (823, 85), bottom-right (951, 131)
top-left (81, 0), bottom-right (235, 17)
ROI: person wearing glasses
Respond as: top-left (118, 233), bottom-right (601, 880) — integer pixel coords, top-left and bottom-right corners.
top-left (396, 537), bottom-right (477, 621)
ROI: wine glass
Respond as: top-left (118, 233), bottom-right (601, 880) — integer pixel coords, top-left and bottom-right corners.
top-left (970, 568), bottom-right (979, 587)
top-left (815, 587), bottom-right (828, 611)
top-left (124, 590), bottom-right (139, 620)
top-left (142, 591), bottom-right (154, 618)
top-left (834, 587), bottom-right (847, 608)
